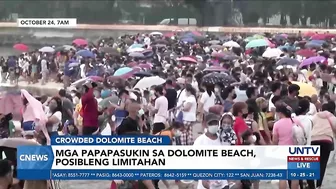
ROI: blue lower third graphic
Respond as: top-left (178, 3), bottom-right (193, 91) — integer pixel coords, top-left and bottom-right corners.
top-left (17, 146), bottom-right (54, 170)
top-left (18, 169), bottom-right (293, 180)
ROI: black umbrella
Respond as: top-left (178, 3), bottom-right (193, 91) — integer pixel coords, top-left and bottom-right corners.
top-left (276, 57), bottom-right (300, 66)
top-left (134, 71), bottom-right (153, 77)
top-left (202, 72), bottom-right (236, 86)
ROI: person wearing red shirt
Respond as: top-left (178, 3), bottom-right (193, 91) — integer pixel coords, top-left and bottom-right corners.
top-left (232, 102), bottom-right (249, 145)
top-left (81, 81), bottom-right (99, 135)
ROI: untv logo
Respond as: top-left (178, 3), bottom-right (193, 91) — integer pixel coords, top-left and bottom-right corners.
top-left (289, 147), bottom-right (319, 155)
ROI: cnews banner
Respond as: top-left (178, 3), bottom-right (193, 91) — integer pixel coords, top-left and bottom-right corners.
top-left (16, 136), bottom-right (320, 180)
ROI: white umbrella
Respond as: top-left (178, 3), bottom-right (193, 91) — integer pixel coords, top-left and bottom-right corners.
top-left (133, 76), bottom-right (166, 89)
top-left (127, 47), bottom-right (145, 53)
top-left (262, 48), bottom-right (283, 58)
top-left (150, 32), bottom-right (163, 36)
top-left (223, 41), bottom-right (240, 48)
top-left (39, 46), bottom-right (55, 53)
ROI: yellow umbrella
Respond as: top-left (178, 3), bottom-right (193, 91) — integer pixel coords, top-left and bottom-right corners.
top-left (291, 81), bottom-right (317, 97)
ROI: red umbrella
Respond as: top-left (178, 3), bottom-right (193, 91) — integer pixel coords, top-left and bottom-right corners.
top-left (72, 38), bottom-right (88, 46)
top-left (13, 43), bottom-right (28, 51)
top-left (296, 49), bottom-right (315, 58)
top-left (177, 56), bottom-right (197, 63)
top-left (164, 32), bottom-right (175, 38)
top-left (303, 32), bottom-right (316, 37)
top-left (311, 34), bottom-right (327, 40)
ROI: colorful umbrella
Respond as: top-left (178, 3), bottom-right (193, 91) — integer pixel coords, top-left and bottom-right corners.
top-left (296, 49), bottom-right (315, 58)
top-left (138, 63), bottom-right (153, 69)
top-left (113, 67), bottom-right (133, 76)
top-left (39, 46), bottom-right (55, 53)
top-left (202, 72), bottom-right (236, 86)
top-left (210, 45), bottom-right (223, 49)
top-left (208, 40), bottom-right (221, 45)
top-left (262, 48), bottom-right (283, 58)
top-left (13, 43), bottom-right (28, 52)
top-left (149, 32), bottom-right (163, 36)
top-left (203, 66), bottom-right (226, 72)
top-left (310, 34), bottom-right (327, 40)
top-left (72, 38), bottom-right (88, 46)
top-left (177, 57), bottom-right (197, 63)
top-left (303, 32), bottom-right (316, 37)
top-left (278, 45), bottom-right (295, 51)
top-left (276, 58), bottom-right (300, 66)
top-left (305, 41), bottom-right (324, 48)
top-left (76, 50), bottom-right (95, 58)
top-left (133, 76), bottom-right (166, 89)
top-left (291, 82), bottom-right (317, 97)
top-left (180, 37), bottom-right (196, 43)
top-left (129, 52), bottom-right (145, 58)
top-left (246, 39), bottom-right (269, 49)
top-left (129, 44), bottom-right (144, 49)
top-left (127, 47), bottom-right (145, 53)
top-left (300, 56), bottom-right (326, 67)
top-left (223, 41), bottom-right (240, 48)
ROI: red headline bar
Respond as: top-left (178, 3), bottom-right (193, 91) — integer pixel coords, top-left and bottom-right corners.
top-left (287, 156), bottom-right (320, 162)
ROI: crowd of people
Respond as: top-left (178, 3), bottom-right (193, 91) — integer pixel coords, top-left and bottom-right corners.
top-left (1, 30), bottom-right (336, 189)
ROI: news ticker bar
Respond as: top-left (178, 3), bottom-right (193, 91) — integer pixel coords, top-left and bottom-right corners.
top-left (18, 169), bottom-right (320, 180)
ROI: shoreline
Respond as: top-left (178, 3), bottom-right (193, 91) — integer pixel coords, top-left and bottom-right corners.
top-left (0, 22), bottom-right (334, 46)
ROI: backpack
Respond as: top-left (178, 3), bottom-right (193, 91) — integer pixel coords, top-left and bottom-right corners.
top-left (291, 119), bottom-right (307, 145)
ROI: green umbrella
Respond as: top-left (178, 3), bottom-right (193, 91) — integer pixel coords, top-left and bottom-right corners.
top-left (246, 39), bottom-right (269, 49)
top-left (98, 95), bottom-right (119, 110)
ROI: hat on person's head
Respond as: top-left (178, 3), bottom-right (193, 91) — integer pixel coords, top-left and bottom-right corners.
top-left (205, 113), bottom-right (220, 126)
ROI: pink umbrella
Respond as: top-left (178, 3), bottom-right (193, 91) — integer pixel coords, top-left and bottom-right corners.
top-left (138, 63), bottom-right (153, 69)
top-left (264, 38), bottom-right (275, 48)
top-left (88, 76), bottom-right (103, 82)
top-left (13, 43), bottom-right (28, 52)
top-left (177, 56), bottom-right (197, 63)
top-left (127, 62), bottom-right (138, 67)
top-left (72, 38), bottom-right (88, 46)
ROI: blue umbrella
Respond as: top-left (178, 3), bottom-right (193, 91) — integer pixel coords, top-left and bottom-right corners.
top-left (129, 52), bottom-right (145, 58)
top-left (310, 40), bottom-right (325, 44)
top-left (129, 44), bottom-right (144, 49)
top-left (113, 67), bottom-right (133, 76)
top-left (181, 37), bottom-right (196, 43)
top-left (76, 50), bottom-right (95, 58)
top-left (305, 41), bottom-right (323, 48)
top-left (278, 45), bottom-right (295, 51)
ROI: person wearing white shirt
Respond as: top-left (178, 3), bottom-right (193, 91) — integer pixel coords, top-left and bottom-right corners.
top-left (194, 114), bottom-right (229, 189)
top-left (40, 59), bottom-right (48, 85)
top-left (295, 99), bottom-right (313, 145)
top-left (151, 86), bottom-right (168, 134)
top-left (268, 82), bottom-right (282, 112)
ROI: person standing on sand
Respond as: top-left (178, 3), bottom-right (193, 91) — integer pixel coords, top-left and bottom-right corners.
top-left (40, 58), bottom-right (48, 85)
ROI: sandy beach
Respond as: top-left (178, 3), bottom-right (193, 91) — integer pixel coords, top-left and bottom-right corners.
top-left (1, 82), bottom-right (336, 189)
